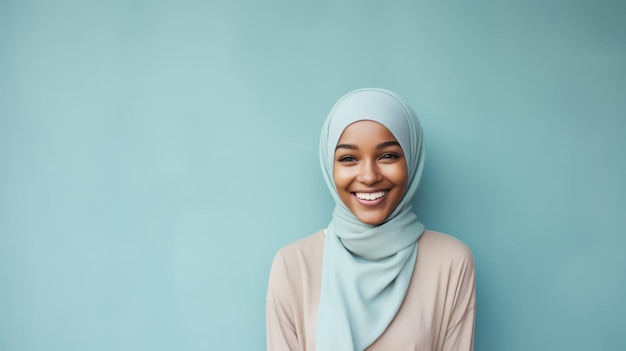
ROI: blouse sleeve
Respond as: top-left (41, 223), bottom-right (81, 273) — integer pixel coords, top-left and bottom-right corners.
top-left (442, 245), bottom-right (476, 351)
top-left (266, 251), bottom-right (298, 351)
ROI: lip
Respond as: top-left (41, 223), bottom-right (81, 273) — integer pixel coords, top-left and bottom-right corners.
top-left (351, 190), bottom-right (389, 207)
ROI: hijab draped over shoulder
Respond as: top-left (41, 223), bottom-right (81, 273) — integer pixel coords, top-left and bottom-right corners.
top-left (317, 88), bottom-right (426, 350)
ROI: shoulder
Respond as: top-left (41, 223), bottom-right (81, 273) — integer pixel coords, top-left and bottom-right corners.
top-left (267, 230), bottom-right (325, 304)
top-left (415, 230), bottom-right (476, 308)
top-left (273, 230), bottom-right (325, 261)
top-left (268, 230), bottom-right (325, 286)
top-left (418, 230), bottom-right (474, 267)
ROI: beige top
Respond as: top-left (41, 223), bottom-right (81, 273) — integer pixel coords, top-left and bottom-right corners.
top-left (266, 230), bottom-right (475, 351)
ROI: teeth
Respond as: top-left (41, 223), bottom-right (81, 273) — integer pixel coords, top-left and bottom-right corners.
top-left (354, 191), bottom-right (386, 201)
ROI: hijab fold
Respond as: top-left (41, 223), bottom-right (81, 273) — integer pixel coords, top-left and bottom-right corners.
top-left (316, 88), bottom-right (425, 351)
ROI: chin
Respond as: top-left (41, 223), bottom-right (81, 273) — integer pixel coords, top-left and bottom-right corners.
top-left (355, 213), bottom-right (388, 226)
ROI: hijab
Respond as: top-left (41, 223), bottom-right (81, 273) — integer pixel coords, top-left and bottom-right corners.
top-left (316, 88), bottom-right (426, 350)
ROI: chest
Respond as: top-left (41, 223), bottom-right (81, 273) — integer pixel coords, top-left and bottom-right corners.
top-left (366, 287), bottom-right (445, 350)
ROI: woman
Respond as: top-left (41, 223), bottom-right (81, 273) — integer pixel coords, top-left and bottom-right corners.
top-left (266, 88), bottom-right (475, 350)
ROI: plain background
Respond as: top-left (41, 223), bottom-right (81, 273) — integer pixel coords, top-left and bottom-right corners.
top-left (1, 0), bottom-right (624, 350)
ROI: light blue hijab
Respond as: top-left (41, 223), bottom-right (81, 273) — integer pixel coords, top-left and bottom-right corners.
top-left (316, 88), bottom-right (426, 350)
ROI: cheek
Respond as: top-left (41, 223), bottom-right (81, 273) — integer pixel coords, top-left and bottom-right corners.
top-left (390, 163), bottom-right (409, 189)
top-left (332, 165), bottom-right (351, 188)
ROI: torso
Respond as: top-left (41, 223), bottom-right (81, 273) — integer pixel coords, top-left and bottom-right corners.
top-left (266, 230), bottom-right (476, 351)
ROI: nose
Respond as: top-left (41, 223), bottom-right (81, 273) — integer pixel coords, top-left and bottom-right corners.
top-left (356, 160), bottom-right (382, 185)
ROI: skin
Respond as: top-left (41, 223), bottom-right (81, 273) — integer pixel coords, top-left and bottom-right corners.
top-left (333, 120), bottom-right (409, 226)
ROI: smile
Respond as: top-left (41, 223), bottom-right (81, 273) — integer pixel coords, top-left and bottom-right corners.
top-left (353, 191), bottom-right (387, 201)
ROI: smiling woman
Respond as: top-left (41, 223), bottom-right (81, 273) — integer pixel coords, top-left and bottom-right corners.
top-left (266, 89), bottom-right (476, 351)
top-left (333, 120), bottom-right (409, 226)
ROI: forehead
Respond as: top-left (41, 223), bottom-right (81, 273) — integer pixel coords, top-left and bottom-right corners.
top-left (337, 120), bottom-right (399, 144)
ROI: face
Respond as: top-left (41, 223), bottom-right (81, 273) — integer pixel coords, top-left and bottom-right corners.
top-left (333, 120), bottom-right (409, 226)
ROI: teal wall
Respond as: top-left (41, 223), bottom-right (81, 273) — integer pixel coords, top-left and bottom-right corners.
top-left (1, 1), bottom-right (624, 350)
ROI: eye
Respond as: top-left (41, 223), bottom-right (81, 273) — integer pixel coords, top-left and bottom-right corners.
top-left (338, 155), bottom-right (357, 163)
top-left (380, 153), bottom-right (399, 160)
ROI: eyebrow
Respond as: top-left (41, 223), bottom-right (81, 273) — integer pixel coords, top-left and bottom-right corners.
top-left (335, 141), bottom-right (401, 151)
